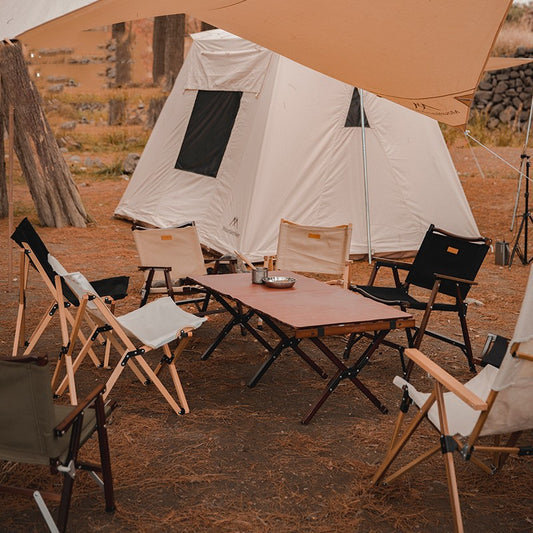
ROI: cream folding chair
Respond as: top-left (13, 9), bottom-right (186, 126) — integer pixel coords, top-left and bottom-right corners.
top-left (265, 219), bottom-right (353, 288)
top-left (372, 266), bottom-right (533, 533)
top-left (60, 272), bottom-right (206, 415)
top-left (132, 223), bottom-right (236, 309)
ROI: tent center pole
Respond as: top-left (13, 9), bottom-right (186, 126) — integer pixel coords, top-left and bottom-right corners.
top-left (359, 89), bottom-right (372, 264)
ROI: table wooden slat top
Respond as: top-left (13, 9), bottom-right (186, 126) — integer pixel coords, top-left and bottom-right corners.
top-left (190, 272), bottom-right (413, 331)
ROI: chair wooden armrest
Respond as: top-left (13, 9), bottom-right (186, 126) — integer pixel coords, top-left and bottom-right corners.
top-left (404, 348), bottom-right (488, 411)
top-left (54, 384), bottom-right (107, 436)
top-left (368, 258), bottom-right (412, 286)
top-left (434, 273), bottom-right (477, 286)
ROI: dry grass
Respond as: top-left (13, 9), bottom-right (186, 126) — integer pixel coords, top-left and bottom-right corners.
top-left (493, 5), bottom-right (533, 56)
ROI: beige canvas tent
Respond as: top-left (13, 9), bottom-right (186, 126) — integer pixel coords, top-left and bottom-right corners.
top-left (115, 30), bottom-right (479, 262)
top-left (0, 0), bottom-right (514, 127)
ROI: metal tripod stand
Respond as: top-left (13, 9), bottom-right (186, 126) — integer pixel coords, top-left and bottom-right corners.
top-left (509, 155), bottom-right (533, 267)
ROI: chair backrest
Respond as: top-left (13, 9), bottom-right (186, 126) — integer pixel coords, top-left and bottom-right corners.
top-left (132, 224), bottom-right (207, 283)
top-left (405, 225), bottom-right (490, 298)
top-left (11, 217), bottom-right (80, 305)
top-left (0, 356), bottom-right (61, 464)
top-left (275, 219), bottom-right (352, 276)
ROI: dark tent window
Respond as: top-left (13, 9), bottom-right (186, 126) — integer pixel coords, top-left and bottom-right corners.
top-left (175, 90), bottom-right (242, 178)
top-left (345, 88), bottom-right (370, 128)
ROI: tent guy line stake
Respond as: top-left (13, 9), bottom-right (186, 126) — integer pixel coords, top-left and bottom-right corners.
top-left (359, 89), bottom-right (372, 264)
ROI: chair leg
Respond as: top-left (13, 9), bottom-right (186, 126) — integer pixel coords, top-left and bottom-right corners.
top-left (457, 304), bottom-right (476, 371)
top-left (94, 394), bottom-right (115, 513)
top-left (134, 355), bottom-right (185, 415)
top-left (372, 390), bottom-right (436, 486)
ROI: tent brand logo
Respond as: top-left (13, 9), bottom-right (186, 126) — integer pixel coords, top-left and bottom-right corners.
top-left (412, 101), bottom-right (460, 117)
top-left (308, 233), bottom-right (321, 240)
top-left (223, 217), bottom-right (240, 238)
top-left (447, 246), bottom-right (459, 255)
top-left (161, 235), bottom-right (173, 241)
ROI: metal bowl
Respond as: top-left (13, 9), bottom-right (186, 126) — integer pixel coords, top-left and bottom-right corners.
top-left (263, 276), bottom-right (296, 289)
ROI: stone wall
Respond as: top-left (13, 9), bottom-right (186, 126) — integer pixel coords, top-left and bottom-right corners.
top-left (473, 47), bottom-right (533, 129)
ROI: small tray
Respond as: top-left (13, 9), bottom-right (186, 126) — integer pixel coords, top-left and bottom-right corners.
top-left (263, 276), bottom-right (296, 289)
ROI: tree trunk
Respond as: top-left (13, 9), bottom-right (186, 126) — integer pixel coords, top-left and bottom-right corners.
top-left (163, 14), bottom-right (185, 91)
top-left (152, 16), bottom-right (167, 85)
top-left (152, 15), bottom-right (185, 90)
top-left (112, 22), bottom-right (132, 87)
top-left (108, 98), bottom-right (126, 126)
top-left (0, 41), bottom-right (88, 227)
top-left (0, 108), bottom-right (7, 218)
top-left (146, 97), bottom-right (167, 129)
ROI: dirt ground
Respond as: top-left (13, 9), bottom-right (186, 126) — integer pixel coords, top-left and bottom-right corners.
top-left (1, 142), bottom-right (533, 532)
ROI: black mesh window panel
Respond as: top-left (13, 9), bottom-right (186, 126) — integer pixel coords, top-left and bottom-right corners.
top-left (345, 87), bottom-right (370, 128)
top-left (175, 90), bottom-right (243, 177)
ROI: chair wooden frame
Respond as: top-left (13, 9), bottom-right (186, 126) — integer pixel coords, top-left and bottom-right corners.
top-left (372, 346), bottom-right (533, 533)
top-left (0, 355), bottom-right (116, 533)
top-left (350, 225), bottom-right (491, 371)
top-left (61, 293), bottom-right (197, 415)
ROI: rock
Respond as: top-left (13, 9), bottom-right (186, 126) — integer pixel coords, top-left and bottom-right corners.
top-left (69, 155), bottom-right (81, 164)
top-left (60, 121), bottom-right (77, 130)
top-left (499, 106), bottom-right (516, 124)
top-left (478, 80), bottom-right (492, 91)
top-left (47, 84), bottom-right (64, 93)
top-left (487, 118), bottom-right (500, 129)
top-left (494, 81), bottom-right (509, 94)
top-left (475, 90), bottom-right (492, 104)
top-left (84, 156), bottom-right (104, 168)
top-left (123, 153), bottom-right (140, 174)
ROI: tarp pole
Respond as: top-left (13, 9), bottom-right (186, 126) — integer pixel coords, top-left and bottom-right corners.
top-left (359, 89), bottom-right (372, 264)
top-left (511, 91), bottom-right (533, 232)
top-left (7, 104), bottom-right (14, 292)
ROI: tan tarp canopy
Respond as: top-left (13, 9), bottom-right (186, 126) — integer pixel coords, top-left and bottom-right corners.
top-left (0, 0), bottom-right (514, 127)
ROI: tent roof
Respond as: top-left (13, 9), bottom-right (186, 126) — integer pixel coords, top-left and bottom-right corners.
top-left (0, 0), bottom-right (513, 127)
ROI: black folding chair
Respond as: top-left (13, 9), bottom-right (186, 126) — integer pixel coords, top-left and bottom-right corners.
top-left (11, 218), bottom-right (129, 403)
top-left (11, 217), bottom-right (129, 355)
top-left (348, 225), bottom-right (491, 371)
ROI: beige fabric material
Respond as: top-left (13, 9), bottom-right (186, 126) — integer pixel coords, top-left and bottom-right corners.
top-left (394, 265), bottom-right (533, 438)
top-left (133, 226), bottom-right (207, 285)
top-left (4, 0), bottom-right (513, 127)
top-left (275, 220), bottom-right (351, 276)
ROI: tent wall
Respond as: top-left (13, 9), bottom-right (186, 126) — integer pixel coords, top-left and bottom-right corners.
top-left (115, 30), bottom-right (479, 262)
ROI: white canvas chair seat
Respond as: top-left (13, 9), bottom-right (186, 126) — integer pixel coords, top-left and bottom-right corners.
top-left (267, 219), bottom-right (353, 288)
top-left (116, 298), bottom-right (206, 348)
top-left (60, 272), bottom-right (206, 415)
top-left (373, 265), bottom-right (533, 533)
top-left (393, 366), bottom-right (498, 438)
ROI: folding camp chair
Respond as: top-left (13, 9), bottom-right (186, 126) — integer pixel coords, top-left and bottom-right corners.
top-left (10, 218), bottom-right (129, 404)
top-left (372, 266), bottom-right (533, 533)
top-left (349, 225), bottom-right (491, 371)
top-left (264, 219), bottom-right (354, 288)
top-left (11, 218), bottom-right (129, 357)
top-left (132, 223), bottom-right (236, 310)
top-left (60, 271), bottom-right (207, 415)
top-left (0, 354), bottom-right (116, 533)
